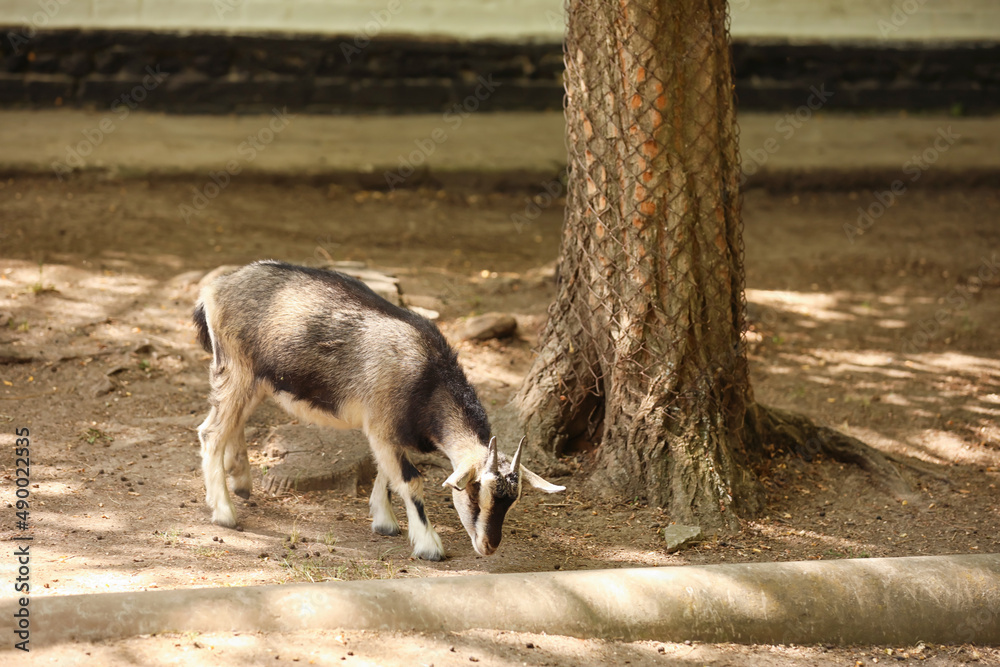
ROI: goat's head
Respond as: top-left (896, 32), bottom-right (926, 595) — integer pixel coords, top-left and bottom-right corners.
top-left (442, 436), bottom-right (564, 556)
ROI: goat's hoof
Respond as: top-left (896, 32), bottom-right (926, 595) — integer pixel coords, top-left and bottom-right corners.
top-left (413, 548), bottom-right (446, 562)
top-left (211, 506), bottom-right (238, 528)
top-left (372, 522), bottom-right (402, 537)
top-left (233, 487), bottom-right (251, 500)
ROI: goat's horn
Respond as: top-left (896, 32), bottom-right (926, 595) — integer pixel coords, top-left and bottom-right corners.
top-left (487, 436), bottom-right (499, 474)
top-left (512, 436), bottom-right (525, 473)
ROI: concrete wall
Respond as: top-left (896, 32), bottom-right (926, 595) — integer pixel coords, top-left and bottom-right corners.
top-left (1, 0), bottom-right (998, 42)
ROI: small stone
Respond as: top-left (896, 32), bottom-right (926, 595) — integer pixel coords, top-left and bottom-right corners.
top-left (663, 524), bottom-right (703, 553)
top-left (526, 643), bottom-right (535, 649)
top-left (90, 376), bottom-right (115, 397)
top-left (408, 305), bottom-right (440, 320)
top-left (133, 342), bottom-right (155, 355)
top-left (461, 312), bottom-right (517, 341)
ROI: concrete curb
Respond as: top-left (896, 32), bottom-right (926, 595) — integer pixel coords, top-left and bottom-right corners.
top-left (9, 555), bottom-right (1000, 648)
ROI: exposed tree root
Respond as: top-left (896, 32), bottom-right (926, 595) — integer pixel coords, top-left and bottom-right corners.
top-left (753, 404), bottom-right (923, 498)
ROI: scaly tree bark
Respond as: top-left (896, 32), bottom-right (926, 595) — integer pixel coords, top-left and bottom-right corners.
top-left (515, 0), bottom-right (908, 531)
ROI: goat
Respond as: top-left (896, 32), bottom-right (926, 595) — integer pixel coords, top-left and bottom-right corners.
top-left (193, 260), bottom-right (564, 560)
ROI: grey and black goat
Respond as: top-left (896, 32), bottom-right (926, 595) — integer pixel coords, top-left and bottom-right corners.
top-left (193, 261), bottom-right (564, 560)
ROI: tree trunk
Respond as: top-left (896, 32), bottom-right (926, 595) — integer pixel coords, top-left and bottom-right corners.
top-left (516, 0), bottom-right (913, 532)
top-left (516, 0), bottom-right (762, 531)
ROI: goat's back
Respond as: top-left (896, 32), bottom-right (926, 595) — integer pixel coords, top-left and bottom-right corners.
top-left (196, 261), bottom-right (489, 452)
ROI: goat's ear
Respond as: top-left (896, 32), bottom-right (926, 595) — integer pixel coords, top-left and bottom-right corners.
top-left (519, 466), bottom-right (566, 493)
top-left (443, 465), bottom-right (476, 491)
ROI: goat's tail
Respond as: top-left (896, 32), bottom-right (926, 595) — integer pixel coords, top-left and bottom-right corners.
top-left (193, 302), bottom-right (213, 353)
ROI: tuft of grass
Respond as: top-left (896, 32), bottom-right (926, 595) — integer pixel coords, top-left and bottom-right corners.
top-left (192, 547), bottom-right (227, 559)
top-left (81, 428), bottom-right (113, 445)
top-left (333, 559), bottom-right (400, 582)
top-left (279, 554), bottom-right (401, 584)
top-left (28, 264), bottom-right (58, 295)
top-left (157, 528), bottom-right (181, 545)
top-left (138, 359), bottom-right (151, 372)
top-left (279, 557), bottom-right (338, 583)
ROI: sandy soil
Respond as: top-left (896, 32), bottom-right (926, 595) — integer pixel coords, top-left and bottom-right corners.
top-left (0, 175), bottom-right (998, 665)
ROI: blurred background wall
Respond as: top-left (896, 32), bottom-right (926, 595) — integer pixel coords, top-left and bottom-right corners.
top-left (0, 0), bottom-right (997, 112)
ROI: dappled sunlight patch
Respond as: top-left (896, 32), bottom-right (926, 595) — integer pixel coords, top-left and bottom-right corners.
top-left (585, 545), bottom-right (675, 567)
top-left (753, 523), bottom-right (878, 560)
top-left (746, 288), bottom-right (856, 323)
top-left (879, 393), bottom-right (911, 407)
top-left (903, 351), bottom-right (1000, 376)
top-left (963, 403), bottom-right (1000, 417)
top-left (907, 429), bottom-right (996, 466)
top-left (836, 426), bottom-right (916, 459)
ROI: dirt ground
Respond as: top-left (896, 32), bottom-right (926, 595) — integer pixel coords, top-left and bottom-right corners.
top-left (1, 175), bottom-right (999, 665)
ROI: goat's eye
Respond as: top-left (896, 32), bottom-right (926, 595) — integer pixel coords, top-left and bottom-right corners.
top-left (467, 481), bottom-right (481, 497)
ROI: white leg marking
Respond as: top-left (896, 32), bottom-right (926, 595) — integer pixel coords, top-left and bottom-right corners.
top-left (369, 468), bottom-right (401, 536)
top-left (199, 407), bottom-right (237, 528)
top-left (366, 435), bottom-right (445, 561)
top-left (199, 355), bottom-right (260, 529)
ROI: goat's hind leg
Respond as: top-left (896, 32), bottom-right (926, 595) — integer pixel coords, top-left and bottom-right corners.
top-left (199, 372), bottom-right (259, 528)
top-left (223, 386), bottom-right (264, 500)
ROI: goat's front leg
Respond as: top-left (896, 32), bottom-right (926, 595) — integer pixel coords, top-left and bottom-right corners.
top-left (369, 468), bottom-right (401, 536)
top-left (368, 440), bottom-right (445, 561)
